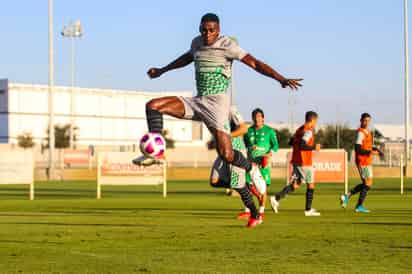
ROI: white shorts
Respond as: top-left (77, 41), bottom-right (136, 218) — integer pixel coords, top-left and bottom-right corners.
top-left (179, 94), bottom-right (230, 134)
top-left (290, 165), bottom-right (314, 184)
top-left (357, 165), bottom-right (373, 179)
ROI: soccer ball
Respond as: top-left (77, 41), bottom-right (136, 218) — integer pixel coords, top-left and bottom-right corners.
top-left (139, 132), bottom-right (166, 158)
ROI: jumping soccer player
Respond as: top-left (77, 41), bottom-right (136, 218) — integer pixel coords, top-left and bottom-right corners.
top-left (270, 111), bottom-right (321, 216)
top-left (133, 13), bottom-right (303, 198)
top-left (238, 108), bottom-right (278, 221)
top-left (340, 113), bottom-right (383, 213)
top-left (210, 106), bottom-right (261, 227)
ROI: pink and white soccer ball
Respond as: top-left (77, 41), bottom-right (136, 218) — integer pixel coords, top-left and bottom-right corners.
top-left (139, 132), bottom-right (166, 158)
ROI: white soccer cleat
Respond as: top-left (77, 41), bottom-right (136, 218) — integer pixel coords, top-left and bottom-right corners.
top-left (249, 165), bottom-right (267, 195)
top-left (340, 194), bottom-right (349, 209)
top-left (304, 208), bottom-right (321, 217)
top-left (270, 196), bottom-right (279, 213)
top-left (132, 155), bottom-right (156, 166)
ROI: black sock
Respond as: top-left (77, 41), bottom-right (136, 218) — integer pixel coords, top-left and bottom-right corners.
top-left (231, 150), bottom-right (252, 172)
top-left (357, 185), bottom-right (370, 207)
top-left (275, 184), bottom-right (294, 201)
top-left (305, 189), bottom-right (314, 211)
top-left (146, 108), bottom-right (163, 133)
top-left (210, 180), bottom-right (230, 188)
top-left (237, 186), bottom-right (258, 219)
top-left (349, 183), bottom-right (364, 197)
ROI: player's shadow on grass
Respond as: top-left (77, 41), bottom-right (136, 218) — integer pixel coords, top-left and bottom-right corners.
top-left (87, 207), bottom-right (236, 213)
top-left (351, 222), bottom-right (412, 226)
top-left (0, 222), bottom-right (156, 227)
top-left (0, 239), bottom-right (64, 245)
top-left (0, 212), bottom-right (116, 218)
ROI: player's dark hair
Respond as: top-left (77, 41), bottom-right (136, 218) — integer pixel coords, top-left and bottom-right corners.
top-left (200, 13), bottom-right (220, 25)
top-left (252, 108), bottom-right (264, 122)
top-left (361, 113), bottom-right (371, 120)
top-left (305, 111), bottom-right (318, 122)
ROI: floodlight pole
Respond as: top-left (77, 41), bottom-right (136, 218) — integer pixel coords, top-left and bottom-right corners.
top-left (48, 0), bottom-right (55, 180)
top-left (404, 0), bottom-right (410, 172)
top-left (70, 35), bottom-right (75, 149)
top-left (62, 21), bottom-right (83, 149)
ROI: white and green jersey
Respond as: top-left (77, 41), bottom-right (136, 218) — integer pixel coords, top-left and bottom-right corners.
top-left (229, 106), bottom-right (246, 151)
top-left (210, 106), bottom-right (247, 189)
top-left (189, 36), bottom-right (248, 96)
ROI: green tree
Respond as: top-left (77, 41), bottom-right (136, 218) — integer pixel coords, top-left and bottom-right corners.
top-left (276, 128), bottom-right (292, 148)
top-left (17, 132), bottom-right (35, 149)
top-left (43, 124), bottom-right (78, 149)
top-left (315, 124), bottom-right (357, 153)
top-left (372, 129), bottom-right (385, 148)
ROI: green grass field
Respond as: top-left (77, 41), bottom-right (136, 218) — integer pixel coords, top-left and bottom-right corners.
top-left (0, 178), bottom-right (411, 274)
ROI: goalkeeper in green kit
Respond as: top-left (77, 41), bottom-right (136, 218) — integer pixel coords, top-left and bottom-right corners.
top-left (239, 108), bottom-right (278, 222)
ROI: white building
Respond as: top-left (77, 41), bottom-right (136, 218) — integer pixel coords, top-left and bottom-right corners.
top-left (374, 124), bottom-right (411, 142)
top-left (0, 79), bottom-right (206, 147)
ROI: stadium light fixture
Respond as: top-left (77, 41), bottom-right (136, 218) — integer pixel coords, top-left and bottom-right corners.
top-left (61, 20), bottom-right (83, 149)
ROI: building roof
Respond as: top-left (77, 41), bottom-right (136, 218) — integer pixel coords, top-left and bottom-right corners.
top-left (8, 82), bottom-right (192, 98)
top-left (374, 124), bottom-right (410, 141)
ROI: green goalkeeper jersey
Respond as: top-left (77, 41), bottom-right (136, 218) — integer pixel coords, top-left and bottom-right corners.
top-left (244, 125), bottom-right (279, 161)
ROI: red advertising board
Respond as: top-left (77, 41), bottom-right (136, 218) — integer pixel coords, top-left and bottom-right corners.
top-left (287, 150), bottom-right (347, 183)
top-left (63, 149), bottom-right (90, 165)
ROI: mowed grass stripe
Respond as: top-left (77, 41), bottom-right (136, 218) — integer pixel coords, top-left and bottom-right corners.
top-left (0, 179), bottom-right (410, 273)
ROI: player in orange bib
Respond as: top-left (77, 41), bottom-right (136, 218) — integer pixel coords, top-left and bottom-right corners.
top-left (270, 111), bottom-right (321, 216)
top-left (340, 113), bottom-right (383, 213)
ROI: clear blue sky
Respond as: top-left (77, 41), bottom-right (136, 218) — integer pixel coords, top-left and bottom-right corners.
top-left (0, 0), bottom-right (407, 126)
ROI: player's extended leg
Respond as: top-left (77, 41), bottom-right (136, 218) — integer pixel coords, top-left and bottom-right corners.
top-left (257, 167), bottom-right (270, 221)
top-left (269, 179), bottom-right (300, 213)
top-left (133, 96), bottom-right (185, 165)
top-left (210, 156), bottom-right (260, 226)
top-left (341, 166), bottom-right (372, 212)
top-left (230, 165), bottom-right (261, 227)
top-left (303, 167), bottom-right (320, 216)
top-left (238, 180), bottom-right (260, 219)
top-left (209, 179), bottom-right (231, 188)
top-left (269, 166), bottom-right (301, 213)
top-left (304, 183), bottom-right (320, 216)
top-left (355, 176), bottom-right (372, 213)
top-left (146, 96), bottom-right (186, 131)
top-left (340, 180), bottom-right (364, 209)
top-left (209, 157), bottom-right (231, 189)
top-left (277, 180), bottom-right (300, 200)
top-left (214, 130), bottom-right (266, 195)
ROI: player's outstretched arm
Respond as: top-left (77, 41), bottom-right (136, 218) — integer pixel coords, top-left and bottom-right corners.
top-left (240, 54), bottom-right (303, 90)
top-left (372, 146), bottom-right (384, 157)
top-left (147, 52), bottom-right (194, 79)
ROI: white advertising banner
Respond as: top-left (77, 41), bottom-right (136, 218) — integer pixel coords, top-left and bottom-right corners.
top-left (0, 150), bottom-right (34, 184)
top-left (0, 150), bottom-right (34, 199)
top-left (97, 152), bottom-right (166, 198)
